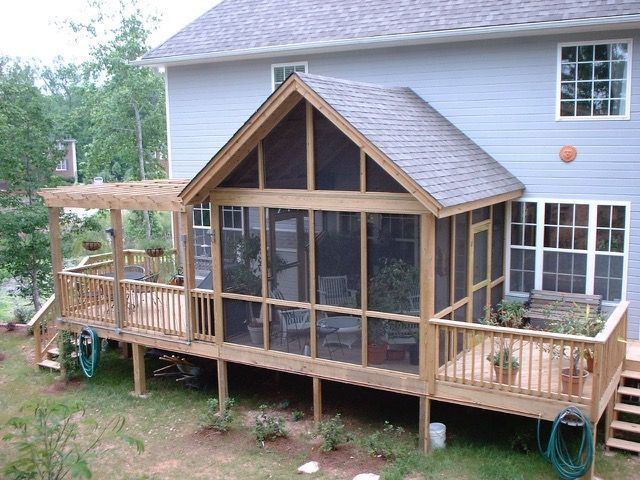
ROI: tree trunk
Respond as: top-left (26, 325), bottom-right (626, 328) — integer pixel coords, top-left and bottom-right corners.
top-left (31, 270), bottom-right (41, 311)
top-left (133, 102), bottom-right (152, 240)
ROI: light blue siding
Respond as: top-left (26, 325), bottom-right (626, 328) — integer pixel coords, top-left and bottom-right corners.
top-left (166, 30), bottom-right (640, 337)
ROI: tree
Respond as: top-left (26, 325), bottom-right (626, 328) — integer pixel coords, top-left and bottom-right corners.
top-left (0, 58), bottom-right (61, 309)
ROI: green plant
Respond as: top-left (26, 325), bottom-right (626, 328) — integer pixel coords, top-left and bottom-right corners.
top-left (138, 238), bottom-right (170, 251)
top-left (60, 330), bottom-right (81, 380)
top-left (487, 347), bottom-right (519, 369)
top-left (253, 404), bottom-right (287, 446)
top-left (223, 235), bottom-right (262, 295)
top-left (2, 401), bottom-right (143, 480)
top-left (361, 421), bottom-right (407, 460)
top-left (318, 413), bottom-right (351, 452)
top-left (292, 410), bottom-right (305, 421)
top-left (368, 258), bottom-right (419, 314)
top-left (367, 319), bottom-right (388, 346)
top-left (13, 305), bottom-right (35, 324)
top-left (199, 397), bottom-right (236, 432)
top-left (482, 300), bottom-right (525, 328)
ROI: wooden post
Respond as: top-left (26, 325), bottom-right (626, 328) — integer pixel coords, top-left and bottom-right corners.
top-left (48, 208), bottom-right (63, 319)
top-left (132, 343), bottom-right (146, 396)
top-left (211, 198), bottom-right (224, 344)
top-left (421, 213), bottom-right (436, 381)
top-left (181, 207), bottom-right (196, 342)
top-left (172, 211), bottom-right (184, 268)
top-left (587, 421), bottom-right (597, 480)
top-left (120, 342), bottom-right (131, 359)
top-left (313, 377), bottom-right (322, 425)
top-left (110, 209), bottom-right (125, 331)
top-left (419, 396), bottom-right (431, 453)
top-left (217, 359), bottom-right (228, 412)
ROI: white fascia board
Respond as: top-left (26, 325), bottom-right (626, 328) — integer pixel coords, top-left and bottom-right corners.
top-left (133, 15), bottom-right (640, 67)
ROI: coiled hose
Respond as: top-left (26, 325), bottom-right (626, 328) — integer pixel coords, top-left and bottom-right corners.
top-left (78, 326), bottom-right (101, 378)
top-left (537, 406), bottom-right (594, 480)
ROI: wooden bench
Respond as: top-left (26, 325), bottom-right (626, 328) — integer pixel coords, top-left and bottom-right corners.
top-left (524, 290), bottom-right (602, 328)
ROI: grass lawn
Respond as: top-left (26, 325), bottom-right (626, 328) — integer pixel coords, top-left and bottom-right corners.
top-left (0, 330), bottom-right (638, 479)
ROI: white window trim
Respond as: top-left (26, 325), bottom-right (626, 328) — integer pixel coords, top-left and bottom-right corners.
top-left (271, 61), bottom-right (308, 92)
top-left (555, 38), bottom-right (633, 121)
top-left (222, 205), bottom-right (244, 232)
top-left (505, 198), bottom-right (631, 305)
top-left (56, 159), bottom-right (67, 171)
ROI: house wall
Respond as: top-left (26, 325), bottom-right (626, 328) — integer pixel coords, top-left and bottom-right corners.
top-left (165, 29), bottom-right (640, 337)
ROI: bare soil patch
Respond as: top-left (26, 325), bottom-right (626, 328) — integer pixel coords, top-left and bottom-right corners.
top-left (44, 377), bottom-right (84, 395)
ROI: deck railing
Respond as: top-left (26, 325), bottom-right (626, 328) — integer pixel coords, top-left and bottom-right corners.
top-left (58, 271), bottom-right (116, 326)
top-left (191, 288), bottom-right (215, 342)
top-left (121, 280), bottom-right (186, 337)
top-left (28, 294), bottom-right (58, 364)
top-left (429, 301), bottom-right (629, 408)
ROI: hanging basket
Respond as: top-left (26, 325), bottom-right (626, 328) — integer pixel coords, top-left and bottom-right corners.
top-left (82, 241), bottom-right (102, 251)
top-left (145, 248), bottom-right (165, 258)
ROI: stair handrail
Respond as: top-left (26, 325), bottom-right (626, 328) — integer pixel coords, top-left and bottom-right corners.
top-left (27, 294), bottom-right (57, 364)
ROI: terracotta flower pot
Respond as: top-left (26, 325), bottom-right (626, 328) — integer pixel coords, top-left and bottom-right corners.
top-left (368, 343), bottom-right (387, 365)
top-left (82, 241), bottom-right (102, 251)
top-left (145, 248), bottom-right (165, 258)
top-left (493, 365), bottom-right (520, 385)
top-left (586, 356), bottom-right (594, 373)
top-left (561, 367), bottom-right (589, 396)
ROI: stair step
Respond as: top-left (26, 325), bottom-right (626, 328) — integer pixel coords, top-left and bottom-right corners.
top-left (614, 403), bottom-right (640, 416)
top-left (619, 386), bottom-right (640, 397)
top-left (47, 347), bottom-right (60, 357)
top-left (606, 437), bottom-right (640, 453)
top-left (611, 420), bottom-right (640, 434)
top-left (621, 370), bottom-right (640, 381)
top-left (37, 359), bottom-right (60, 371)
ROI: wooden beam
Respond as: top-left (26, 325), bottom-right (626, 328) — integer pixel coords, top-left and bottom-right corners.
top-left (110, 209), bottom-right (125, 330)
top-left (132, 343), bottom-right (146, 396)
top-left (419, 396), bottom-right (431, 453)
top-left (48, 207), bottom-right (63, 321)
top-left (217, 359), bottom-right (229, 411)
top-left (437, 189), bottom-right (525, 218)
top-left (313, 377), bottom-right (322, 425)
top-left (421, 213), bottom-right (436, 380)
top-left (181, 206), bottom-right (196, 342)
top-left (306, 101), bottom-right (315, 191)
top-left (211, 197), bottom-right (225, 345)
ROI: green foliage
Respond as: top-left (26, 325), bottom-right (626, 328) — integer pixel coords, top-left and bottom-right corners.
top-left (482, 300), bottom-right (525, 328)
top-left (126, 211), bottom-right (171, 248)
top-left (487, 347), bottom-right (520, 369)
top-left (60, 331), bottom-right (81, 380)
top-left (291, 410), bottom-right (305, 421)
top-left (199, 397), bottom-right (236, 433)
top-left (361, 421), bottom-right (407, 460)
top-left (317, 413), bottom-right (351, 452)
top-left (13, 306), bottom-right (35, 324)
top-left (2, 401), bottom-right (143, 480)
top-left (138, 238), bottom-right (171, 251)
top-left (368, 258), bottom-right (419, 314)
top-left (253, 405), bottom-right (287, 446)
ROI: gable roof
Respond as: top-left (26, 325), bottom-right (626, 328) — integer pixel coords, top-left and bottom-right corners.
top-left (138, 0), bottom-right (640, 65)
top-left (180, 72), bottom-right (523, 215)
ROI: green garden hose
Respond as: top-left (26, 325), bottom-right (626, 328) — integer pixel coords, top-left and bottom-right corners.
top-left (78, 326), bottom-right (101, 378)
top-left (537, 406), bottom-right (594, 480)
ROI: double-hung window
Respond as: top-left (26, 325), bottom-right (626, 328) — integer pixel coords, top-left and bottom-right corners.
top-left (507, 200), bottom-right (629, 303)
top-left (558, 40), bottom-right (632, 119)
top-left (272, 62), bottom-right (307, 91)
top-left (56, 159), bottom-right (67, 171)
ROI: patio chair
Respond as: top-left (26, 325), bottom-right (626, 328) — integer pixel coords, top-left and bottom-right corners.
top-left (127, 272), bottom-right (162, 311)
top-left (278, 308), bottom-right (310, 353)
top-left (318, 275), bottom-right (357, 307)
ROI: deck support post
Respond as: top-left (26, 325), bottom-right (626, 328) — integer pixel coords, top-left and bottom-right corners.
top-left (47, 207), bottom-right (63, 322)
top-left (132, 343), bottom-right (146, 396)
top-left (110, 209), bottom-right (125, 331)
top-left (418, 396), bottom-right (431, 453)
top-left (313, 377), bottom-right (322, 425)
top-left (587, 421), bottom-right (597, 480)
top-left (217, 360), bottom-right (228, 412)
top-left (181, 207), bottom-right (196, 343)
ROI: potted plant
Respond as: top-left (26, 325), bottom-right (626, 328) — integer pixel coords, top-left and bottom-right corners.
top-left (246, 316), bottom-right (264, 346)
top-left (482, 300), bottom-right (525, 328)
top-left (367, 319), bottom-right (388, 365)
top-left (140, 238), bottom-right (170, 258)
top-left (169, 267), bottom-right (184, 286)
top-left (487, 346), bottom-right (520, 385)
top-left (78, 230), bottom-right (105, 252)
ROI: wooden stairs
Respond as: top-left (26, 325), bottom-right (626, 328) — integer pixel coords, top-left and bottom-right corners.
top-left (38, 346), bottom-right (61, 371)
top-left (606, 342), bottom-right (640, 453)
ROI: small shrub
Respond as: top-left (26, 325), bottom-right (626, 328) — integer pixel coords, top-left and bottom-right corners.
top-left (200, 397), bottom-right (236, 432)
top-left (60, 331), bottom-right (81, 380)
top-left (318, 413), bottom-right (351, 452)
top-left (362, 421), bottom-right (407, 460)
top-left (292, 410), bottom-right (305, 421)
top-left (253, 404), bottom-right (287, 446)
top-left (14, 306), bottom-right (35, 324)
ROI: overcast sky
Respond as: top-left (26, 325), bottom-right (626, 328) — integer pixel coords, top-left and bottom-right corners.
top-left (0, 0), bottom-right (217, 65)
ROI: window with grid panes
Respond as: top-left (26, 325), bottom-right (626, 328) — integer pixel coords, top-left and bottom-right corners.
top-left (558, 41), bottom-right (631, 118)
top-left (272, 63), bottom-right (307, 90)
top-left (193, 203), bottom-right (212, 273)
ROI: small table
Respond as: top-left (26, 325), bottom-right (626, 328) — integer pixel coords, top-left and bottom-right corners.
top-left (102, 271), bottom-right (146, 281)
top-left (317, 316), bottom-right (361, 349)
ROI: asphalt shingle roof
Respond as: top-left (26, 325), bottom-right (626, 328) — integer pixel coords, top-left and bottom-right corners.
top-left (143, 0), bottom-right (640, 61)
top-left (296, 73), bottom-right (523, 208)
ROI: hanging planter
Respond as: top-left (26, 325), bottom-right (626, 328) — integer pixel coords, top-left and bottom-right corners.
top-left (145, 247), bottom-right (165, 258)
top-left (82, 241), bottom-right (102, 251)
top-left (140, 239), bottom-right (169, 258)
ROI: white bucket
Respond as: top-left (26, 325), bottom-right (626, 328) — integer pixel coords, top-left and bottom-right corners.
top-left (429, 422), bottom-right (446, 450)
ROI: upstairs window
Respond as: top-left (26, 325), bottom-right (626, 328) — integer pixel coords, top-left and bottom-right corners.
top-left (56, 159), bottom-right (67, 171)
top-left (558, 40), bottom-right (631, 119)
top-left (272, 62), bottom-right (307, 91)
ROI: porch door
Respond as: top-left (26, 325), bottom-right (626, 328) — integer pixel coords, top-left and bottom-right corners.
top-left (469, 222), bottom-right (491, 322)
